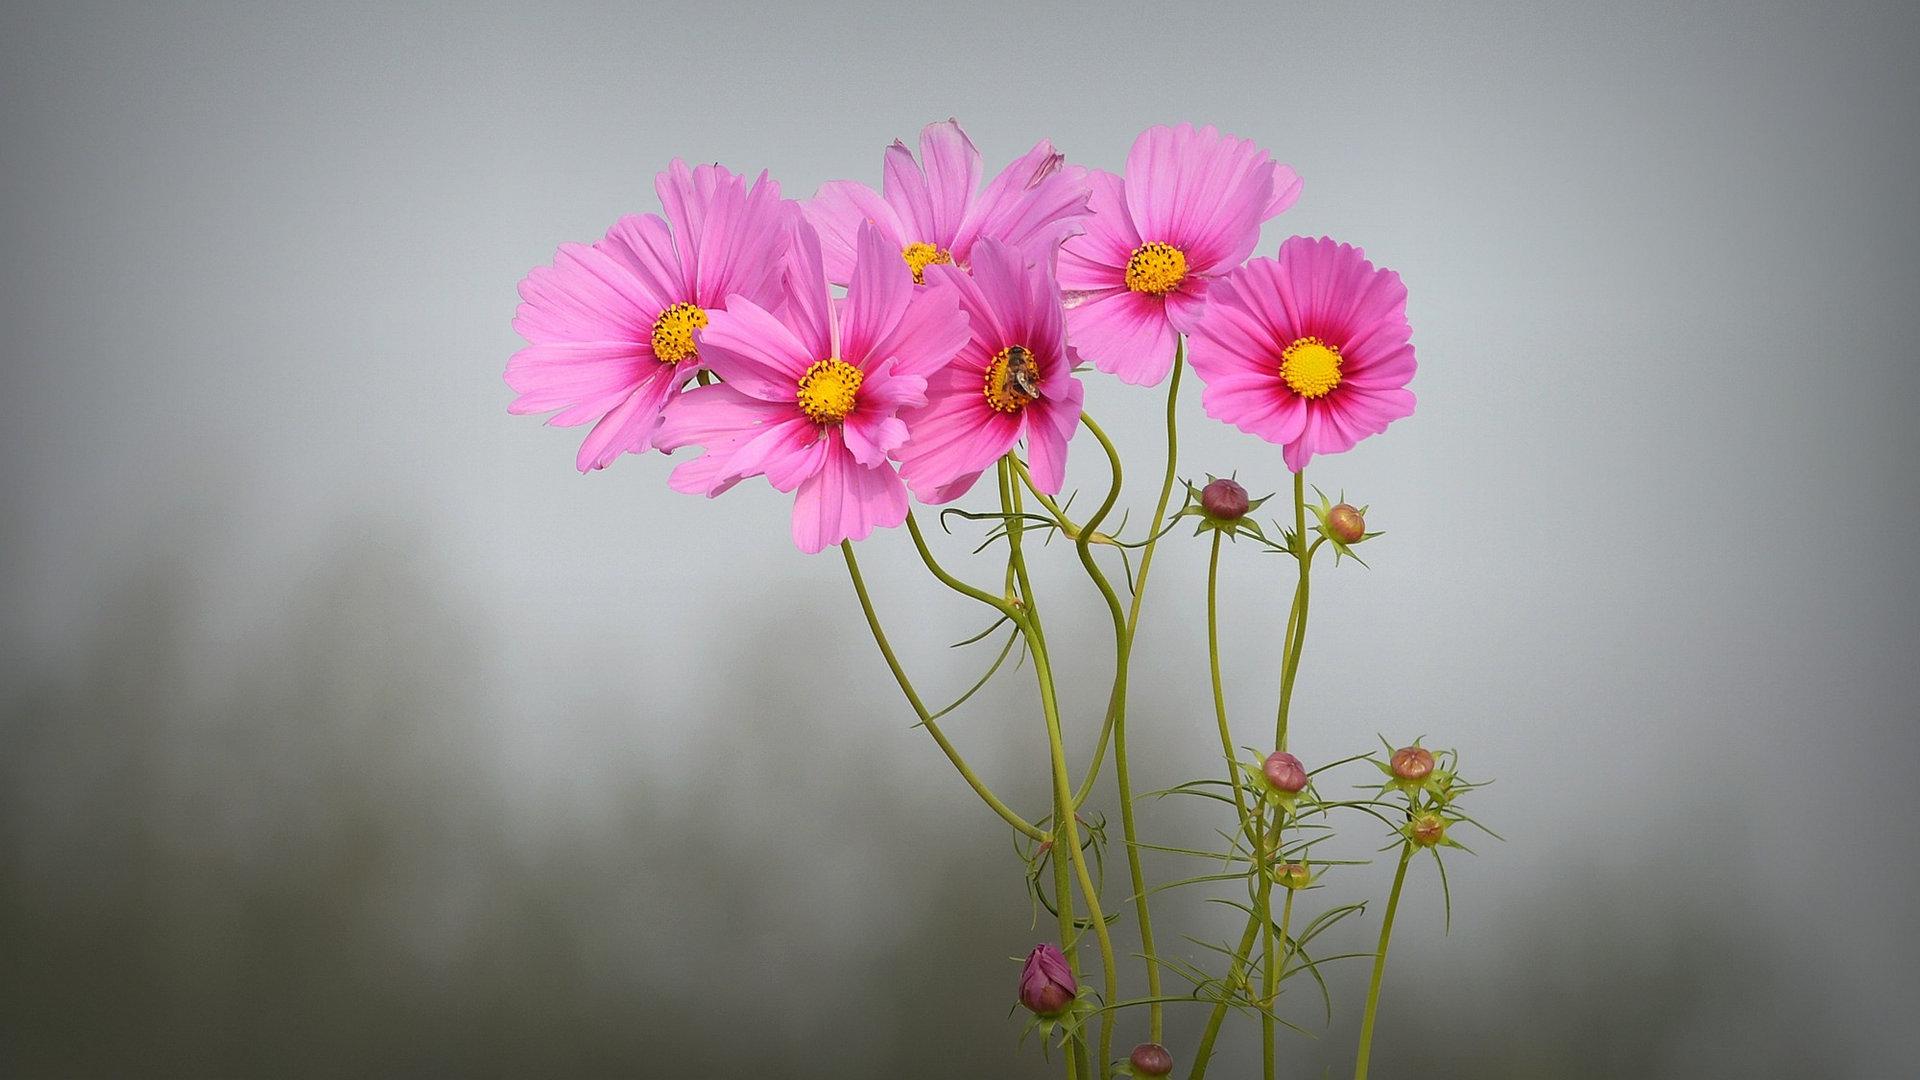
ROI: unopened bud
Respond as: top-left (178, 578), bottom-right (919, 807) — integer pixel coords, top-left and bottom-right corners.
top-left (1019, 943), bottom-right (1077, 1017)
top-left (1327, 503), bottom-right (1366, 544)
top-left (1201, 478), bottom-right (1250, 520)
top-left (1262, 751), bottom-right (1308, 794)
top-left (1410, 812), bottom-right (1447, 847)
top-left (1274, 862), bottom-right (1313, 890)
top-left (1129, 1043), bottom-right (1174, 1076)
top-left (1390, 746), bottom-right (1435, 782)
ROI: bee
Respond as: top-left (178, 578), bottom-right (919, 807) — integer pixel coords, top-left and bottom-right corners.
top-left (1003, 345), bottom-right (1044, 401)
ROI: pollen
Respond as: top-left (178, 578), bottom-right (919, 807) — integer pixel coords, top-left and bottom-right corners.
top-left (983, 346), bottom-right (1040, 414)
top-left (796, 358), bottom-right (864, 424)
top-left (901, 242), bottom-right (953, 284)
top-left (1124, 242), bottom-right (1187, 296)
top-left (1280, 336), bottom-right (1343, 399)
top-left (650, 301), bottom-right (708, 364)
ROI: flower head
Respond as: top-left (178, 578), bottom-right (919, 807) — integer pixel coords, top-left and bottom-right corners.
top-left (893, 240), bottom-right (1085, 503)
top-left (1128, 1043), bottom-right (1175, 1077)
top-left (507, 161), bottom-right (795, 471)
top-left (1262, 750), bottom-right (1309, 794)
top-left (1189, 236), bottom-right (1417, 472)
top-left (1201, 477), bottom-right (1250, 520)
top-left (1390, 745), bottom-right (1435, 782)
top-left (804, 119), bottom-right (1091, 287)
top-left (1059, 123), bottom-right (1301, 386)
top-left (656, 221), bottom-right (968, 552)
top-left (1019, 943), bottom-right (1078, 1017)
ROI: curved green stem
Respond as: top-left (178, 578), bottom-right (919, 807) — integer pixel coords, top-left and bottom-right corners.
top-left (839, 542), bottom-right (1045, 843)
top-left (1275, 470), bottom-right (1310, 749)
top-left (1354, 844), bottom-right (1414, 1080)
top-left (1206, 532), bottom-right (1257, 844)
top-left (905, 511), bottom-right (1016, 616)
top-left (1005, 462), bottom-right (1118, 1078)
top-left (1185, 815), bottom-right (1267, 1080)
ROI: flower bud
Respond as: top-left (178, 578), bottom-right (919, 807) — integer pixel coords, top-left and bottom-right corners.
top-left (1019, 943), bottom-right (1077, 1017)
top-left (1390, 745), bottom-right (1435, 782)
top-left (1129, 1042), bottom-right (1175, 1076)
top-left (1326, 502), bottom-right (1365, 544)
top-left (1274, 862), bottom-right (1313, 890)
top-left (1201, 478), bottom-right (1250, 520)
top-left (1262, 751), bottom-right (1308, 793)
top-left (1410, 812), bottom-right (1447, 847)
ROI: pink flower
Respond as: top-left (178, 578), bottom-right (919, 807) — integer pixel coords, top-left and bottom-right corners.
top-left (1188, 236), bottom-right (1417, 472)
top-left (1018, 943), bottom-right (1077, 1017)
top-left (893, 240), bottom-right (1085, 504)
top-left (1058, 123), bottom-right (1301, 387)
top-left (803, 119), bottom-right (1091, 288)
top-left (506, 161), bottom-right (796, 471)
top-left (656, 222), bottom-right (969, 553)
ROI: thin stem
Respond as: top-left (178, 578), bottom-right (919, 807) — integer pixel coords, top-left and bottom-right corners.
top-left (1206, 532), bottom-right (1257, 844)
top-left (1005, 460), bottom-right (1118, 1079)
top-left (1274, 470), bottom-right (1310, 749)
top-left (1354, 845), bottom-right (1414, 1080)
top-left (839, 542), bottom-right (1045, 843)
top-left (905, 512), bottom-right (1015, 616)
top-left (1185, 825), bottom-right (1266, 1080)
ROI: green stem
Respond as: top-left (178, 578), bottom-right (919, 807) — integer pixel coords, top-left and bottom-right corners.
top-left (1354, 845), bottom-right (1414, 1080)
top-left (1275, 471), bottom-right (1310, 749)
top-left (839, 542), bottom-right (1045, 843)
top-left (1206, 533), bottom-right (1257, 845)
top-left (1185, 820), bottom-right (1267, 1080)
top-left (1004, 459), bottom-right (1117, 1078)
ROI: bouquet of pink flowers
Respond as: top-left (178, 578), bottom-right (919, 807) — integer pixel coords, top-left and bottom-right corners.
top-left (504, 119), bottom-right (1489, 1079)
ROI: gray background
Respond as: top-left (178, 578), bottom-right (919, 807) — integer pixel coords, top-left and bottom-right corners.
top-left (3, 1), bottom-right (1916, 1076)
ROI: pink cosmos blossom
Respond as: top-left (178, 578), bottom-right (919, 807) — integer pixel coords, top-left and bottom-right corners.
top-left (1187, 236), bottom-right (1417, 472)
top-left (1058, 123), bottom-right (1302, 387)
top-left (804, 119), bottom-right (1091, 288)
top-left (656, 222), bottom-right (969, 553)
top-left (1018, 943), bottom-right (1077, 1017)
top-left (893, 240), bottom-right (1085, 504)
top-left (505, 161), bottom-right (795, 472)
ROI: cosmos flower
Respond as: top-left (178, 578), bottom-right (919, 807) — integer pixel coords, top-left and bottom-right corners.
top-left (655, 221), bottom-right (969, 553)
top-left (1187, 236), bottom-right (1417, 472)
top-left (1018, 943), bottom-right (1077, 1017)
top-left (506, 161), bottom-right (795, 471)
top-left (803, 118), bottom-right (1091, 287)
top-left (1058, 123), bottom-right (1301, 386)
top-left (893, 239), bottom-right (1085, 504)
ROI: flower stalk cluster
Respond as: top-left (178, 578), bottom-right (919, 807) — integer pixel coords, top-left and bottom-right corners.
top-left (507, 118), bottom-right (1488, 1079)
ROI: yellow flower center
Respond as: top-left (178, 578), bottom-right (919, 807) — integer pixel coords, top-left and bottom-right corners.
top-left (650, 302), bottom-right (708, 364)
top-left (1279, 336), bottom-right (1343, 399)
top-left (796, 358), bottom-right (864, 424)
top-left (983, 345), bottom-right (1041, 414)
top-left (901, 242), bottom-right (953, 284)
top-left (1124, 242), bottom-right (1187, 296)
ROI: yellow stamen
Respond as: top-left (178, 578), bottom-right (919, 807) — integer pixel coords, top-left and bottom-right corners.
top-left (901, 242), bottom-right (953, 284)
top-left (1279, 336), bottom-right (1342, 399)
top-left (1124, 242), bottom-right (1187, 296)
top-left (983, 346), bottom-right (1040, 414)
top-left (796, 358), bottom-right (864, 424)
top-left (650, 301), bottom-right (708, 364)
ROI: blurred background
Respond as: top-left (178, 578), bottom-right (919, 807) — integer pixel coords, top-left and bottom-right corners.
top-left (4, 1), bottom-right (1916, 1076)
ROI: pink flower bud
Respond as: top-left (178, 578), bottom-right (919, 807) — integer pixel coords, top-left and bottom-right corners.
top-left (1129, 1042), bottom-right (1175, 1076)
top-left (1410, 812), bottom-right (1448, 847)
top-left (1262, 751), bottom-right (1308, 793)
top-left (1327, 503), bottom-right (1366, 544)
top-left (1201, 478), bottom-right (1250, 520)
top-left (1390, 746), bottom-right (1435, 782)
top-left (1019, 943), bottom-right (1077, 1017)
top-left (1274, 862), bottom-right (1313, 890)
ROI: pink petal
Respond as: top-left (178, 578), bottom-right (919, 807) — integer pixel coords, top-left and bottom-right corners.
top-left (803, 180), bottom-right (907, 286)
top-left (573, 364), bottom-right (680, 471)
top-left (1064, 289), bottom-right (1179, 386)
top-left (882, 140), bottom-right (937, 244)
top-left (698, 298), bottom-right (815, 402)
top-left (951, 139), bottom-right (1091, 264)
top-left (1057, 170), bottom-right (1137, 291)
top-left (791, 434), bottom-right (909, 553)
top-left (917, 119), bottom-right (981, 248)
top-left (653, 382), bottom-right (790, 452)
top-left (505, 341), bottom-right (652, 421)
top-left (840, 222), bottom-right (915, 370)
top-left (1020, 379), bottom-right (1085, 495)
